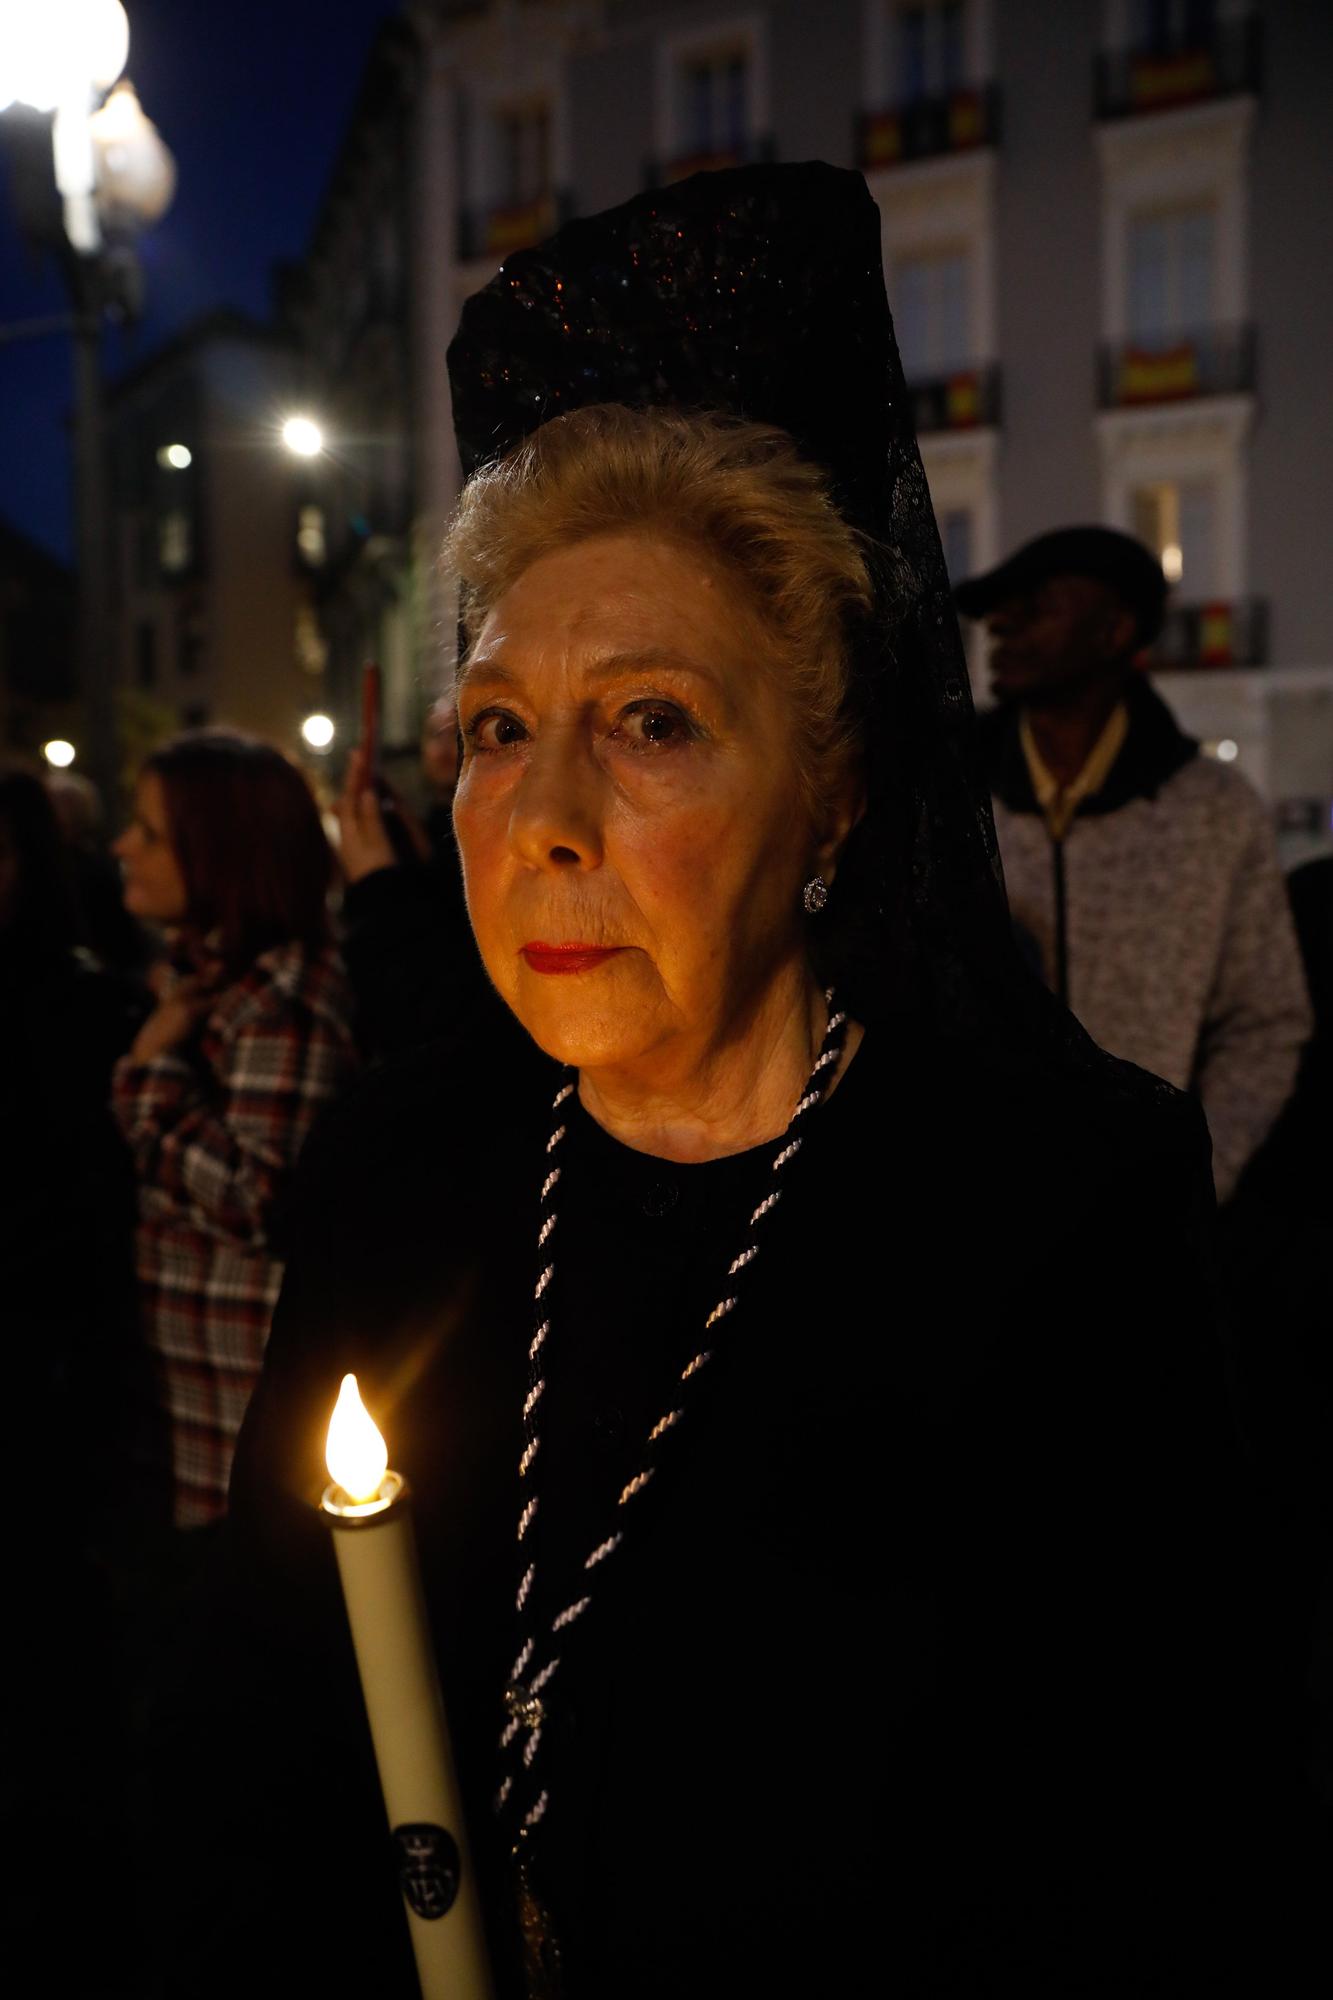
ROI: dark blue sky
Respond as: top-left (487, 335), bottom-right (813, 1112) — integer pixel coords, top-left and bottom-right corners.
top-left (0, 0), bottom-right (407, 561)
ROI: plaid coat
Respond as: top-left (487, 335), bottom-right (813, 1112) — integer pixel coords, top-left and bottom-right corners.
top-left (112, 941), bottom-right (357, 1526)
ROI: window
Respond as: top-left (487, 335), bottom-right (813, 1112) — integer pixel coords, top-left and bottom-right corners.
top-left (497, 99), bottom-right (551, 207)
top-left (681, 45), bottom-right (749, 154)
top-left (1128, 0), bottom-right (1217, 52)
top-left (1127, 204), bottom-right (1216, 339)
top-left (1131, 478), bottom-right (1218, 596)
top-left (894, 249), bottom-right (971, 376)
top-left (941, 506), bottom-right (973, 582)
top-left (297, 505), bottom-right (327, 568)
top-left (178, 618), bottom-right (205, 679)
top-left (158, 510), bottom-right (191, 575)
top-left (136, 621), bottom-right (157, 689)
top-left (895, 1), bottom-right (968, 102)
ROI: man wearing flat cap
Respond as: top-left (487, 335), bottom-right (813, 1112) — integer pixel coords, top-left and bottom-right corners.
top-left (959, 526), bottom-right (1310, 1200)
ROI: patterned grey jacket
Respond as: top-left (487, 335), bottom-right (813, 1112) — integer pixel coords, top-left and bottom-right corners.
top-left (981, 680), bottom-right (1312, 1201)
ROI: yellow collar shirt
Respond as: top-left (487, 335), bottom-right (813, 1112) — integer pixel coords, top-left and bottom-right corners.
top-left (1019, 702), bottom-right (1130, 843)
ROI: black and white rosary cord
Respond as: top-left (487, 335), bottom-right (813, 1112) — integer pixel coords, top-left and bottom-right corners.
top-left (498, 990), bottom-right (849, 1837)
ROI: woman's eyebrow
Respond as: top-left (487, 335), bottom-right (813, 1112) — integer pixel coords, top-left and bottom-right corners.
top-left (581, 650), bottom-right (720, 689)
top-left (459, 651), bottom-right (721, 693)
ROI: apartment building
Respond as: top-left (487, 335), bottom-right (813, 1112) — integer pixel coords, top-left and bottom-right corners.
top-left (102, 310), bottom-right (327, 764)
top-left (286, 0), bottom-right (1333, 850)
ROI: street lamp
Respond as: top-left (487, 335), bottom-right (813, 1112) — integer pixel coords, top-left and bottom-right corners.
top-left (0, 1), bottom-right (175, 798)
top-left (282, 415), bottom-right (325, 458)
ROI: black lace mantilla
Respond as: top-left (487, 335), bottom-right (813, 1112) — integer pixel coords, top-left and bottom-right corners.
top-left (446, 160), bottom-right (1165, 1076)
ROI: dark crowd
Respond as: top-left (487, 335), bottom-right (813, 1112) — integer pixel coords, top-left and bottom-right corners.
top-left (4, 522), bottom-right (1332, 1994)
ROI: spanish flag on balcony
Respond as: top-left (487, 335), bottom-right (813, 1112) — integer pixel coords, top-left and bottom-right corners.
top-left (1128, 49), bottom-right (1218, 112)
top-left (485, 196), bottom-right (556, 258)
top-left (861, 112), bottom-right (903, 168)
top-left (1118, 342), bottom-right (1201, 404)
top-left (662, 147), bottom-right (746, 185)
top-left (1198, 603), bottom-right (1236, 666)
top-left (947, 90), bottom-right (985, 149)
top-left (945, 371), bottom-right (982, 427)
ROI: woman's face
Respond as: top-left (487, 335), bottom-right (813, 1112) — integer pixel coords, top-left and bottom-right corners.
top-left (114, 772), bottom-right (189, 924)
top-left (454, 531), bottom-right (849, 1075)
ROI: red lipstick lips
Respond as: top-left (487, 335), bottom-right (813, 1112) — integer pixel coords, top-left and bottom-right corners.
top-left (521, 943), bottom-right (624, 975)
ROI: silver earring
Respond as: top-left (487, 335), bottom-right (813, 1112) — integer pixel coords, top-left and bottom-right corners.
top-left (802, 875), bottom-right (829, 915)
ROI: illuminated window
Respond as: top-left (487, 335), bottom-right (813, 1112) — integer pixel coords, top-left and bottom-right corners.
top-left (297, 505), bottom-right (327, 567)
top-left (1131, 478), bottom-right (1218, 597)
top-left (158, 510), bottom-right (191, 575)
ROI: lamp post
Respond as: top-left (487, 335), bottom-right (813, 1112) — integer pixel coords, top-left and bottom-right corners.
top-left (1, 3), bottom-right (175, 798)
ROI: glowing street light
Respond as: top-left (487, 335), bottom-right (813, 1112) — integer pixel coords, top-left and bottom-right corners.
top-left (282, 415), bottom-right (324, 458)
top-left (43, 738), bottom-right (77, 768)
top-left (301, 713), bottom-right (335, 751)
top-left (0, 0), bottom-right (129, 114)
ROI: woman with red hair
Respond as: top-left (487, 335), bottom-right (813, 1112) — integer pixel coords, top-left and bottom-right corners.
top-left (112, 730), bottom-right (357, 1529)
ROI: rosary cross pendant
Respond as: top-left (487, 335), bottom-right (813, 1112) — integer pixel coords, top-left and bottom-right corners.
top-left (505, 1681), bottom-right (546, 1728)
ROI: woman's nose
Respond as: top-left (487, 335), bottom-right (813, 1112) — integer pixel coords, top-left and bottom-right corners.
top-left (508, 730), bottom-right (604, 872)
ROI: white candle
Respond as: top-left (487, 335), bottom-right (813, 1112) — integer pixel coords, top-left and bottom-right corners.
top-left (321, 1374), bottom-right (495, 2000)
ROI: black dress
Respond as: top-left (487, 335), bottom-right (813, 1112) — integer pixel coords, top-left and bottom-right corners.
top-left (156, 996), bottom-right (1307, 1998)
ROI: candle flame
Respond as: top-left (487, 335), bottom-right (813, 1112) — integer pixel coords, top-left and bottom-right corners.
top-left (325, 1373), bottom-right (389, 1503)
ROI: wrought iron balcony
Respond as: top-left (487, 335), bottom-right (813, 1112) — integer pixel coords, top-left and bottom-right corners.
top-left (458, 190), bottom-right (570, 264)
top-left (857, 86), bottom-right (1000, 171)
top-left (1149, 598), bottom-right (1268, 671)
top-left (1098, 324), bottom-right (1255, 408)
top-left (908, 364), bottom-right (1001, 434)
top-left (645, 133), bottom-right (776, 189)
top-left (1096, 12), bottom-right (1261, 120)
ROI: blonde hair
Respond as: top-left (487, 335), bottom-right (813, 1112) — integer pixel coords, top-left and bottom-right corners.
top-left (443, 404), bottom-right (873, 808)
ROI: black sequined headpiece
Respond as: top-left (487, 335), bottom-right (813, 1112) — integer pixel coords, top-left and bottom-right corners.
top-left (447, 163), bottom-right (1019, 1026)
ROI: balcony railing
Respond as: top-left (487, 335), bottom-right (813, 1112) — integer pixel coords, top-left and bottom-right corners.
top-left (908, 364), bottom-right (1001, 434)
top-left (857, 86), bottom-right (1000, 170)
top-left (1098, 324), bottom-right (1255, 408)
top-left (1096, 13), bottom-right (1261, 120)
top-left (1149, 599), bottom-right (1268, 671)
top-left (458, 190), bottom-right (570, 264)
top-left (645, 133), bottom-right (776, 189)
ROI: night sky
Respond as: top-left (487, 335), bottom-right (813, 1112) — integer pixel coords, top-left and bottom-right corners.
top-left (0, 0), bottom-right (407, 562)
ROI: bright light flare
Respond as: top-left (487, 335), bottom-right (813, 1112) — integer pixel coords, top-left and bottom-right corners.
top-left (325, 1374), bottom-right (389, 1504)
top-left (1161, 542), bottom-right (1183, 584)
top-left (43, 738), bottom-right (76, 769)
top-left (0, 0), bottom-right (129, 111)
top-left (282, 415), bottom-right (324, 458)
top-left (158, 443), bottom-right (191, 470)
top-left (1216, 739), bottom-right (1239, 763)
top-left (301, 712), bottom-right (335, 751)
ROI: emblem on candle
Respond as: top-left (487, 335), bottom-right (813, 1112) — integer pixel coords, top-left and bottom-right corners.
top-left (393, 1823), bottom-right (462, 1919)
top-left (320, 1374), bottom-right (495, 1998)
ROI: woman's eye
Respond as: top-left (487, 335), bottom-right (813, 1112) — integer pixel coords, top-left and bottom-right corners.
top-left (466, 709), bottom-right (528, 753)
top-left (616, 702), bottom-right (691, 750)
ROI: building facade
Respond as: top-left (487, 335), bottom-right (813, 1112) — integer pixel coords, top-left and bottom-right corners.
top-left (287, 0), bottom-right (1333, 850)
top-left (103, 309), bottom-right (327, 780)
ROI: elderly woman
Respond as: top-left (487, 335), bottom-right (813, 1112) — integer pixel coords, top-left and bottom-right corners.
top-left (209, 168), bottom-right (1285, 1999)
